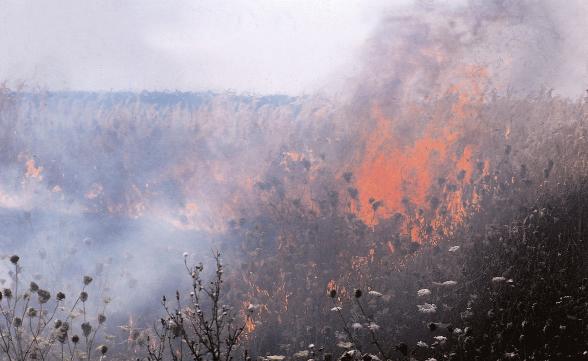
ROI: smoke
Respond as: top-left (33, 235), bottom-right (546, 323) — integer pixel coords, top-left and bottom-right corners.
top-left (344, 0), bottom-right (588, 106)
top-left (0, 91), bottom-right (311, 316)
top-left (0, 0), bottom-right (587, 326)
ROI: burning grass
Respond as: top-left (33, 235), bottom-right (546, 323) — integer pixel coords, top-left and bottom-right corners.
top-left (1, 2), bottom-right (588, 360)
top-left (5, 171), bottom-right (587, 361)
top-left (1, 88), bottom-right (588, 361)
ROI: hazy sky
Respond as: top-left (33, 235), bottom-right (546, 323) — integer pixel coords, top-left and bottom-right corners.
top-left (0, 0), bottom-right (414, 95)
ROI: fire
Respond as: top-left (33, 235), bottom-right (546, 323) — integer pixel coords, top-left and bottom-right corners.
top-left (235, 65), bottom-right (492, 342)
top-left (24, 159), bottom-right (43, 180)
top-left (326, 279), bottom-right (337, 296)
top-left (354, 105), bottom-right (468, 228)
top-left (352, 66), bottom-right (487, 241)
top-left (245, 313), bottom-right (256, 333)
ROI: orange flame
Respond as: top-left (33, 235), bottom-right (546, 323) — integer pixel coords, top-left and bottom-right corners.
top-left (24, 159), bottom-right (43, 180)
top-left (352, 66), bottom-right (487, 241)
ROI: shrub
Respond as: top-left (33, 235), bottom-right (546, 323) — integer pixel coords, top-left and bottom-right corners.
top-left (146, 251), bottom-right (251, 361)
top-left (0, 255), bottom-right (108, 361)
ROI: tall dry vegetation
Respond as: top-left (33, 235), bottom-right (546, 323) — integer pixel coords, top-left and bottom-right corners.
top-left (224, 93), bottom-right (588, 359)
top-left (0, 90), bottom-right (587, 360)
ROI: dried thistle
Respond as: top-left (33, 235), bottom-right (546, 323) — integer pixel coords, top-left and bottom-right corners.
top-left (13, 317), bottom-right (22, 327)
top-left (29, 281), bottom-right (39, 293)
top-left (3, 288), bottom-right (12, 299)
top-left (37, 289), bottom-right (51, 304)
top-left (81, 322), bottom-right (92, 337)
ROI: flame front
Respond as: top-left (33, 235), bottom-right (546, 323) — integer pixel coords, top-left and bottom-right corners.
top-left (352, 66), bottom-right (487, 242)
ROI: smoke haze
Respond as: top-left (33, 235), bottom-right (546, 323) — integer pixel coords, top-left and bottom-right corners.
top-left (1, 0), bottom-right (588, 327)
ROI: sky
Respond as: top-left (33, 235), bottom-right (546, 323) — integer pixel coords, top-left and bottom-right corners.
top-left (0, 0), bottom-right (415, 95)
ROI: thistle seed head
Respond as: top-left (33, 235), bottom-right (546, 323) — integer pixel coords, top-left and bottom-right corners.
top-left (38, 289), bottom-right (51, 304)
top-left (3, 288), bottom-right (12, 299)
top-left (83, 276), bottom-right (93, 286)
top-left (13, 317), bottom-right (22, 327)
top-left (81, 322), bottom-right (92, 337)
top-left (9, 255), bottom-right (19, 265)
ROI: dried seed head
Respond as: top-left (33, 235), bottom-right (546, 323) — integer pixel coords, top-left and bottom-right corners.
top-left (29, 282), bottom-right (39, 293)
top-left (83, 276), bottom-right (93, 286)
top-left (354, 289), bottom-right (362, 298)
top-left (27, 307), bottom-right (38, 318)
top-left (9, 255), bottom-right (19, 265)
top-left (3, 288), bottom-right (12, 299)
top-left (80, 291), bottom-right (88, 302)
top-left (71, 335), bottom-right (80, 344)
top-left (98, 314), bottom-right (106, 324)
top-left (81, 322), bottom-right (92, 337)
top-left (56, 327), bottom-right (68, 344)
top-left (98, 345), bottom-right (108, 355)
top-left (38, 289), bottom-right (51, 304)
top-left (13, 317), bottom-right (22, 327)
top-left (56, 292), bottom-right (65, 301)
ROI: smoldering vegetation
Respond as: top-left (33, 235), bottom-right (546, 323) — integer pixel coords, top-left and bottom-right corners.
top-left (1, 1), bottom-right (588, 361)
